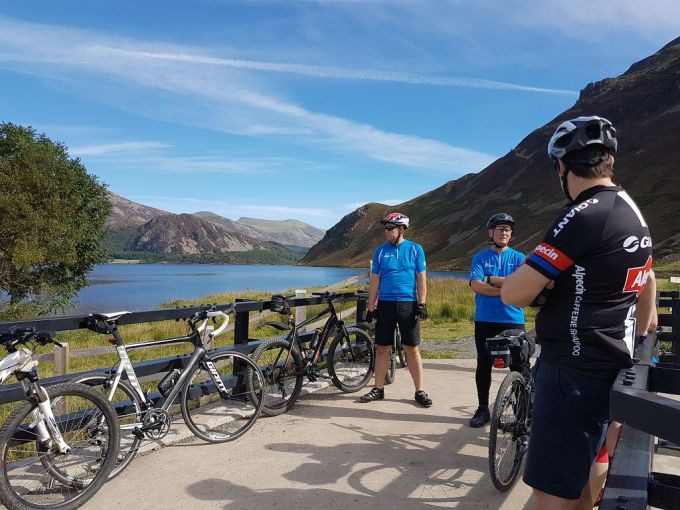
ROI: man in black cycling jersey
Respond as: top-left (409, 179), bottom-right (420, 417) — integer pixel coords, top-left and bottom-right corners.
top-left (502, 116), bottom-right (655, 509)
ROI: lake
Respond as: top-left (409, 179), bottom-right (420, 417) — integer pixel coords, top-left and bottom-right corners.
top-left (70, 264), bottom-right (468, 313)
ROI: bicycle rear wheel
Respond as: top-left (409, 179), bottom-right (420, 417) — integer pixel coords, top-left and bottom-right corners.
top-left (488, 371), bottom-right (530, 492)
top-left (327, 327), bottom-right (375, 392)
top-left (73, 376), bottom-right (143, 479)
top-left (247, 338), bottom-right (304, 416)
top-left (395, 328), bottom-right (408, 368)
top-left (0, 383), bottom-right (120, 510)
top-left (181, 351), bottom-right (265, 442)
top-left (384, 352), bottom-right (396, 385)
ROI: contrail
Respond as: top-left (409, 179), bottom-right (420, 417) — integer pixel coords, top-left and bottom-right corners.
top-left (90, 46), bottom-right (578, 96)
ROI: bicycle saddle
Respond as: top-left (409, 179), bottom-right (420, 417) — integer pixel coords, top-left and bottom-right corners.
top-left (264, 321), bottom-right (292, 331)
top-left (91, 311), bottom-right (131, 322)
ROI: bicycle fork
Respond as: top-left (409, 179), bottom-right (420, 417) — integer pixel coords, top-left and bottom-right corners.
top-left (25, 382), bottom-right (71, 454)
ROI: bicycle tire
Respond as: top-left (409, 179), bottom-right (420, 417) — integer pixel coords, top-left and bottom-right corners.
top-left (395, 329), bottom-right (408, 368)
top-left (72, 376), bottom-right (143, 480)
top-left (384, 353), bottom-right (396, 385)
top-left (327, 327), bottom-right (375, 393)
top-left (181, 351), bottom-right (265, 442)
top-left (0, 382), bottom-right (120, 510)
top-left (488, 371), bottom-right (530, 492)
top-left (247, 338), bottom-right (304, 417)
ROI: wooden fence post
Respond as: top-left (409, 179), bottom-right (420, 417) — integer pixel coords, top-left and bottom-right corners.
top-left (53, 342), bottom-right (69, 376)
top-left (295, 289), bottom-right (307, 332)
top-left (200, 325), bottom-right (215, 351)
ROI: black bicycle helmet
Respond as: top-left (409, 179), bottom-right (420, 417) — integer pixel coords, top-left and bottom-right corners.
top-left (486, 213), bottom-right (514, 230)
top-left (547, 116), bottom-right (617, 160)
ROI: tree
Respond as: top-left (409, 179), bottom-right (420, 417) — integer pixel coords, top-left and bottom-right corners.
top-left (0, 122), bottom-right (111, 315)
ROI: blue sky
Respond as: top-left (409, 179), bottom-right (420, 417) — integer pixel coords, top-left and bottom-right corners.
top-left (1, 1), bottom-right (678, 229)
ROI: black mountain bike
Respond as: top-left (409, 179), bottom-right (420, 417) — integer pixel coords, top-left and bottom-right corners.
top-left (0, 327), bottom-right (120, 510)
top-left (247, 291), bottom-right (375, 416)
top-left (486, 332), bottom-right (534, 492)
top-left (76, 305), bottom-right (265, 479)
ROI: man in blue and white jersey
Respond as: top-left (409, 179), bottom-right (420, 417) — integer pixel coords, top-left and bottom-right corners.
top-left (468, 213), bottom-right (525, 427)
top-left (360, 212), bottom-right (432, 407)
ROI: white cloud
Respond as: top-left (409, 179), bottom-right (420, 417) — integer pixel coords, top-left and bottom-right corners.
top-left (0, 17), bottom-right (497, 174)
top-left (127, 194), bottom-right (334, 219)
top-left (508, 0), bottom-right (680, 42)
top-left (70, 141), bottom-right (172, 156)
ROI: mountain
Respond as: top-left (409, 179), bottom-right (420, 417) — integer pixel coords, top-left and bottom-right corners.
top-left (106, 191), bottom-right (171, 232)
top-left (301, 37), bottom-right (680, 269)
top-left (192, 211), bottom-right (267, 241)
top-left (129, 214), bottom-right (300, 264)
top-left (104, 195), bottom-right (317, 263)
top-left (237, 217), bottom-right (325, 248)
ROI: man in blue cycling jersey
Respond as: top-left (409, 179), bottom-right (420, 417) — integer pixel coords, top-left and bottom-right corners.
top-left (468, 213), bottom-right (525, 427)
top-left (360, 212), bottom-right (432, 407)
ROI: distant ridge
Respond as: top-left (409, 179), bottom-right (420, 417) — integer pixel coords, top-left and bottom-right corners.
top-left (103, 193), bottom-right (323, 263)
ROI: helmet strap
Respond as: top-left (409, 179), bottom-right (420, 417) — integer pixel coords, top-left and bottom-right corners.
top-left (556, 159), bottom-right (574, 204)
top-left (488, 230), bottom-right (504, 250)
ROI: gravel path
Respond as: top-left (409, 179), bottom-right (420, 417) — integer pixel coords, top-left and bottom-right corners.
top-left (420, 335), bottom-right (477, 358)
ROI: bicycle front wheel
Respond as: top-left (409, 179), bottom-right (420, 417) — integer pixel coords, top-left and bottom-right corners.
top-left (0, 382), bottom-right (120, 510)
top-left (73, 376), bottom-right (143, 479)
top-left (327, 327), bottom-right (375, 392)
top-left (247, 339), bottom-right (304, 417)
top-left (181, 351), bottom-right (265, 443)
top-left (488, 371), bottom-right (530, 492)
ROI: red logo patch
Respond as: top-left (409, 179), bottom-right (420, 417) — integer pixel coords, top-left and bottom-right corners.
top-left (533, 243), bottom-right (574, 271)
top-left (623, 256), bottom-right (653, 297)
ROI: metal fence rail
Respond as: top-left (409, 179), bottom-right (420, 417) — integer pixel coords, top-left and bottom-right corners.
top-left (0, 291), bottom-right (369, 405)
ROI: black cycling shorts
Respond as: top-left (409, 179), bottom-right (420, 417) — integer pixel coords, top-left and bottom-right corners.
top-left (523, 359), bottom-right (610, 499)
top-left (374, 300), bottom-right (421, 347)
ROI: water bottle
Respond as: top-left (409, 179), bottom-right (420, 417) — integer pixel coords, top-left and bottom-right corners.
top-left (310, 330), bottom-right (321, 349)
top-left (158, 368), bottom-right (181, 397)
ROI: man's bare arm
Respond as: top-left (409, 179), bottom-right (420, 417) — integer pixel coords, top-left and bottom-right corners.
top-left (636, 270), bottom-right (657, 335)
top-left (416, 271), bottom-right (427, 304)
top-left (470, 280), bottom-right (501, 296)
top-left (501, 264), bottom-right (551, 307)
top-left (368, 273), bottom-right (380, 312)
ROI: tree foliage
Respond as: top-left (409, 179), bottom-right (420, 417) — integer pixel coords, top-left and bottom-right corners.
top-left (0, 122), bottom-right (111, 314)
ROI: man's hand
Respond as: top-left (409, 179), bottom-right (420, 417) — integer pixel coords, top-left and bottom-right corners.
top-left (416, 303), bottom-right (428, 320)
top-left (365, 309), bottom-right (376, 323)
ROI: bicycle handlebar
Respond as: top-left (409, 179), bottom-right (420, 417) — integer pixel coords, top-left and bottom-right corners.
top-left (192, 305), bottom-right (234, 339)
top-left (0, 327), bottom-right (62, 351)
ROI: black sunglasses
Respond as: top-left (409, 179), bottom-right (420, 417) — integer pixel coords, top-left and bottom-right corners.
top-left (384, 225), bottom-right (399, 231)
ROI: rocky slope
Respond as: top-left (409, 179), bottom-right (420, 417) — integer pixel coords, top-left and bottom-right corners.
top-left (237, 217), bottom-right (325, 248)
top-left (301, 36), bottom-right (680, 269)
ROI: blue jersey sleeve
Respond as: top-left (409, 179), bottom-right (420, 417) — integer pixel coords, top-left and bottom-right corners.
top-left (415, 244), bottom-right (426, 273)
top-left (371, 247), bottom-right (381, 275)
top-left (469, 253), bottom-right (484, 281)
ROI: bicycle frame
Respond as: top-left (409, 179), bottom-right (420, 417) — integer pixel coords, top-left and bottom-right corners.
top-left (101, 328), bottom-right (229, 413)
top-left (278, 300), bottom-right (347, 371)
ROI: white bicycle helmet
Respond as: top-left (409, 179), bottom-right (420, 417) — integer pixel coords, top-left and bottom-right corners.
top-left (380, 212), bottom-right (409, 229)
top-left (547, 116), bottom-right (617, 160)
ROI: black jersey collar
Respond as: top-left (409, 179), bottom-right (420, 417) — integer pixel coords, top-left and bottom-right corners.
top-left (572, 184), bottom-right (622, 203)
